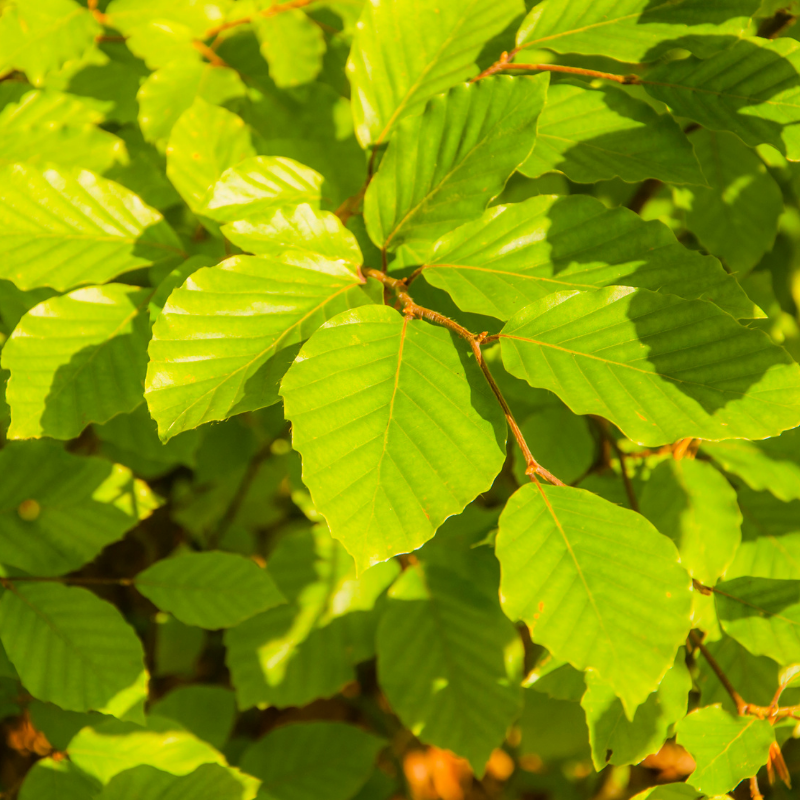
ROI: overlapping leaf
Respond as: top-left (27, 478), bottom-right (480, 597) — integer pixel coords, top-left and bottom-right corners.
top-left (364, 75), bottom-right (549, 258)
top-left (0, 441), bottom-right (159, 576)
top-left (0, 164), bottom-right (184, 291)
top-left (223, 204), bottom-right (362, 268)
top-left (166, 99), bottom-right (256, 213)
top-left (676, 706), bottom-right (774, 795)
top-left (224, 524), bottom-right (399, 710)
top-left (239, 722), bottom-right (383, 800)
top-left (146, 253), bottom-right (373, 440)
top-left (715, 576), bottom-right (800, 664)
top-left (280, 305), bottom-right (506, 571)
top-left (421, 195), bottom-right (756, 322)
top-left (496, 484), bottom-right (692, 716)
top-left (2, 284), bottom-right (152, 440)
top-left (521, 83), bottom-right (705, 185)
top-left (347, 0), bottom-right (524, 147)
top-left (0, 582), bottom-right (147, 716)
top-left (254, 10), bottom-right (325, 89)
top-left (138, 62), bottom-right (247, 151)
top-left (640, 459), bottom-right (742, 585)
top-left (198, 156), bottom-right (324, 223)
top-left (149, 686), bottom-right (236, 750)
top-left (97, 764), bottom-right (246, 800)
top-left (516, 0), bottom-right (762, 63)
top-left (644, 37), bottom-right (800, 160)
top-left (499, 287), bottom-right (800, 446)
top-left (675, 130), bottom-right (783, 274)
top-left (135, 551), bottom-right (285, 629)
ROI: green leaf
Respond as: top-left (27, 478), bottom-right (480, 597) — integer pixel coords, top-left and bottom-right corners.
top-left (166, 99), bottom-right (256, 213)
top-left (149, 686), bottom-right (236, 750)
top-left (420, 195), bottom-right (758, 322)
top-left (727, 531), bottom-right (800, 581)
top-left (0, 164), bottom-right (184, 291)
top-left (630, 786), bottom-right (702, 800)
top-left (499, 286), bottom-right (800, 447)
top-left (254, 10), bottom-right (325, 89)
top-left (239, 722), bottom-right (383, 800)
top-left (138, 61), bottom-right (247, 152)
top-left (124, 21), bottom-right (199, 71)
top-left (198, 156), bottom-right (324, 224)
top-left (640, 459), bottom-right (742, 585)
top-left (676, 705), bottom-right (774, 795)
top-left (0, 0), bottom-right (100, 84)
top-left (518, 689), bottom-right (589, 761)
top-left (145, 254), bottom-right (372, 440)
top-left (581, 650), bottom-right (691, 770)
top-left (715, 576), bottom-right (800, 664)
top-left (521, 83), bottom-right (705, 185)
top-left (67, 717), bottom-right (231, 785)
top-left (0, 89), bottom-right (127, 173)
top-left (19, 759), bottom-right (101, 800)
top-left (154, 615), bottom-right (205, 678)
top-left (364, 75), bottom-right (549, 258)
top-left (225, 524), bottom-right (399, 709)
top-left (97, 764), bottom-right (249, 800)
top-left (0, 441), bottom-right (160, 576)
top-left (644, 37), bottom-right (800, 160)
top-left (223, 204), bottom-right (362, 269)
top-left (702, 427), bottom-right (800, 503)
top-left (105, 0), bottom-right (222, 37)
top-left (135, 551), bottom-right (285, 629)
top-left (347, 0), bottom-right (525, 147)
top-left (280, 305), bottom-right (506, 571)
top-left (516, 0), bottom-right (761, 63)
top-left (674, 130), bottom-right (783, 274)
top-left (2, 284), bottom-right (152, 440)
top-left (377, 564), bottom-right (521, 773)
top-left (0, 582), bottom-right (147, 716)
top-left (496, 484), bottom-right (692, 716)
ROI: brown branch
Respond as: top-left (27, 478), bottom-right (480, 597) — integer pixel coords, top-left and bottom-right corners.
top-left (192, 40), bottom-right (228, 68)
top-left (363, 268), bottom-right (564, 486)
top-left (758, 10), bottom-right (797, 39)
top-left (1, 576), bottom-right (134, 586)
top-left (750, 776), bottom-right (764, 800)
top-left (627, 178), bottom-right (662, 214)
top-left (689, 630), bottom-right (747, 715)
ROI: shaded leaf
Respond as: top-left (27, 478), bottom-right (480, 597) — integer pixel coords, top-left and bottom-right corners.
top-left (640, 459), bottom-right (741, 585)
top-left (0, 164), bottom-right (184, 291)
top-left (198, 156), bottom-right (324, 223)
top-left (497, 483), bottom-right (692, 716)
top-left (0, 441), bottom-right (159, 576)
top-left (676, 705), bottom-right (774, 795)
top-left (516, 0), bottom-right (761, 63)
top-left (18, 759), bottom-right (101, 800)
top-left (149, 686), bottom-right (236, 751)
top-left (146, 254), bottom-right (372, 440)
top-left (364, 75), bottom-right (548, 258)
top-left (518, 689), bottom-right (589, 761)
top-left (715, 576), bottom-right (800, 664)
top-left (348, 0), bottom-right (524, 147)
top-left (644, 37), bottom-right (800, 160)
top-left (421, 195), bottom-right (757, 322)
top-left (582, 650), bottom-right (691, 769)
top-left (377, 564), bottom-right (522, 773)
top-left (225, 525), bottom-right (399, 709)
top-left (675, 130), bottom-right (783, 274)
top-left (135, 551), bottom-right (285, 629)
top-left (499, 286), bottom-right (800, 446)
top-left (522, 82), bottom-right (705, 185)
top-left (280, 305), bottom-right (506, 571)
top-left (240, 722), bottom-right (383, 800)
top-left (2, 284), bottom-right (152, 440)
top-left (97, 764), bottom-right (247, 800)
top-left (0, 582), bottom-right (147, 716)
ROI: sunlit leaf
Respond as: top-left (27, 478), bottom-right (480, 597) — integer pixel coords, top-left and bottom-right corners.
top-left (254, 10), bottom-right (325, 89)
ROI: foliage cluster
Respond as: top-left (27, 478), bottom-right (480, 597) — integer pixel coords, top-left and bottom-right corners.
top-left (2, 0), bottom-right (800, 799)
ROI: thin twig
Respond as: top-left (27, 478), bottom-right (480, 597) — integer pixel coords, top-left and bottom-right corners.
top-left (758, 10), bottom-right (797, 39)
top-left (627, 179), bottom-right (662, 214)
top-left (610, 435), bottom-right (638, 512)
top-left (204, 0), bottom-right (316, 40)
top-left (363, 268), bottom-right (564, 486)
top-left (750, 775), bottom-right (764, 800)
top-left (1, 576), bottom-right (134, 586)
top-left (689, 630), bottom-right (747, 714)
